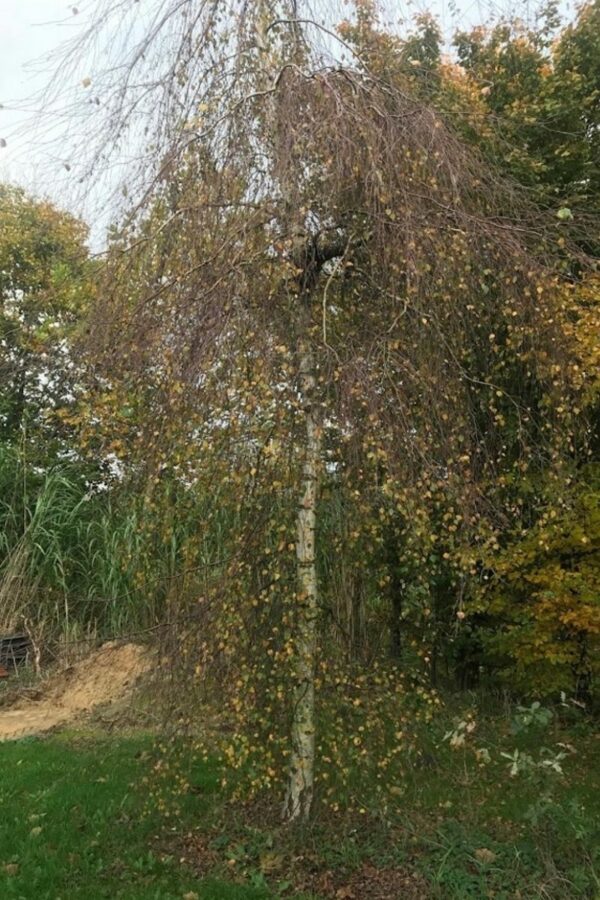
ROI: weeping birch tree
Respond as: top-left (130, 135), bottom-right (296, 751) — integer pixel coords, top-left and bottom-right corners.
top-left (48, 0), bottom-right (577, 821)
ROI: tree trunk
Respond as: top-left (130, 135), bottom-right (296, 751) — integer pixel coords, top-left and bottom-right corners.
top-left (283, 325), bottom-right (320, 823)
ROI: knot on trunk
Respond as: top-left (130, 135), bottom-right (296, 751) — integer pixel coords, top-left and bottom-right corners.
top-left (290, 229), bottom-right (347, 294)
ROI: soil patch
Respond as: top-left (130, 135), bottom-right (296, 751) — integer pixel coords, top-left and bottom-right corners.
top-left (0, 642), bottom-right (151, 741)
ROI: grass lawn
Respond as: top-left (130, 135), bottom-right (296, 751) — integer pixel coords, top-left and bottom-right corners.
top-left (0, 704), bottom-right (598, 899)
top-left (0, 732), bottom-right (269, 900)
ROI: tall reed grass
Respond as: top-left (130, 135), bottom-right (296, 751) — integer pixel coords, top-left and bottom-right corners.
top-left (0, 445), bottom-right (175, 644)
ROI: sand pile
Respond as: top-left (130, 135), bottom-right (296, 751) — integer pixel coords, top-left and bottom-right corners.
top-left (0, 642), bottom-right (151, 741)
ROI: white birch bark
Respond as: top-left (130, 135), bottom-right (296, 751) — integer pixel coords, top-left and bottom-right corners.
top-left (283, 324), bottom-right (320, 823)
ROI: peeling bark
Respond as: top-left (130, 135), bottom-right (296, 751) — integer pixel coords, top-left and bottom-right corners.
top-left (283, 319), bottom-right (320, 823)
top-left (282, 230), bottom-right (345, 823)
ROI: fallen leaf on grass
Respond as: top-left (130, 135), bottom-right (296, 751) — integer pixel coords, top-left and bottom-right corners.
top-left (260, 851), bottom-right (284, 873)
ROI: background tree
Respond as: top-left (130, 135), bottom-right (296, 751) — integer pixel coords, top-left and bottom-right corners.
top-left (0, 184), bottom-right (90, 449)
top-left (451, 1), bottom-right (600, 220)
top-left (337, 2), bottom-right (600, 698)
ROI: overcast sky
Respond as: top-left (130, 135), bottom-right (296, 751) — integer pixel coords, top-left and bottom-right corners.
top-left (0, 2), bottom-right (74, 190)
top-left (0, 0), bottom-right (576, 236)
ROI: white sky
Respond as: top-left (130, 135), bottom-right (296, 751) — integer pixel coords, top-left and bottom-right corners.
top-left (0, 0), bottom-right (576, 236)
top-left (0, 2), bottom-right (78, 191)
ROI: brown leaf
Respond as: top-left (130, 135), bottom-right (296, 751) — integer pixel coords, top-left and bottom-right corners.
top-left (259, 851), bottom-right (283, 873)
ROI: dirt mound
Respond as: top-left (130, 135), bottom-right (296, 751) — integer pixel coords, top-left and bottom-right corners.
top-left (0, 642), bottom-right (151, 741)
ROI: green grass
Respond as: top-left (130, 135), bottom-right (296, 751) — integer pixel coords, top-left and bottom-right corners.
top-left (0, 733), bottom-right (271, 900)
top-left (197, 701), bottom-right (600, 899)
top-left (0, 707), bottom-right (599, 899)
top-left (408, 710), bottom-right (600, 898)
